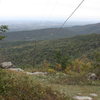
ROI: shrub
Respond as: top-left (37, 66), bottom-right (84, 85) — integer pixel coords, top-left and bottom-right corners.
top-left (65, 57), bottom-right (92, 74)
top-left (0, 69), bottom-right (68, 100)
top-left (48, 68), bottom-right (56, 73)
top-left (55, 64), bottom-right (62, 71)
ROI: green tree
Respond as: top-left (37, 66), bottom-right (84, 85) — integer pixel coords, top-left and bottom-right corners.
top-left (0, 25), bottom-right (8, 40)
top-left (55, 51), bottom-right (71, 70)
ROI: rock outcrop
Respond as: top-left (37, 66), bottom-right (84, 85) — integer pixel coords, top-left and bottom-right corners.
top-left (0, 62), bottom-right (47, 76)
top-left (0, 62), bottom-right (15, 69)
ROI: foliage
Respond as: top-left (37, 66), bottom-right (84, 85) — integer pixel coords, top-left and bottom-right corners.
top-left (54, 51), bottom-right (71, 70)
top-left (0, 25), bottom-right (8, 40)
top-left (0, 69), bottom-right (69, 100)
top-left (0, 36), bottom-right (5, 40)
top-left (0, 34), bottom-right (100, 67)
top-left (0, 25), bottom-right (8, 32)
top-left (65, 57), bottom-right (92, 74)
top-left (55, 64), bottom-right (62, 71)
top-left (48, 68), bottom-right (56, 73)
top-left (87, 49), bottom-right (100, 77)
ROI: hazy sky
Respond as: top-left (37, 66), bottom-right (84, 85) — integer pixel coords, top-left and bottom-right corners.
top-left (0, 0), bottom-right (100, 21)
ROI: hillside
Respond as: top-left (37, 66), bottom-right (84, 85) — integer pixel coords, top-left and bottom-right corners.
top-left (0, 34), bottom-right (100, 100)
top-left (3, 23), bottom-right (100, 41)
top-left (0, 34), bottom-right (100, 67)
top-left (68, 23), bottom-right (100, 34)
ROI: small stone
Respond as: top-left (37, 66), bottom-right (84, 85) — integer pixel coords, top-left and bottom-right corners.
top-left (77, 93), bottom-right (82, 95)
top-left (26, 72), bottom-right (47, 75)
top-left (26, 72), bottom-right (34, 75)
top-left (90, 93), bottom-right (98, 97)
top-left (73, 96), bottom-right (92, 100)
top-left (8, 68), bottom-right (24, 72)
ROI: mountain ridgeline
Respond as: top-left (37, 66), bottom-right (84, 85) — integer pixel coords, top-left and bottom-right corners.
top-left (3, 23), bottom-right (100, 41)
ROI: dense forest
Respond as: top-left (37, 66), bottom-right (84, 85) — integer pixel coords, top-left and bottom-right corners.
top-left (0, 34), bottom-right (100, 69)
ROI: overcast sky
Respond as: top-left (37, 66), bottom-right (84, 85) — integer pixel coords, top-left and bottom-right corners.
top-left (0, 0), bottom-right (100, 22)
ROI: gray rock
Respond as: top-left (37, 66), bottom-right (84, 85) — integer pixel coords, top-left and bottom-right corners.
top-left (8, 68), bottom-right (24, 72)
top-left (26, 72), bottom-right (47, 75)
top-left (77, 93), bottom-right (82, 95)
top-left (73, 96), bottom-right (92, 100)
top-left (89, 93), bottom-right (98, 97)
top-left (0, 62), bottom-right (15, 69)
top-left (26, 72), bottom-right (34, 75)
top-left (88, 73), bottom-right (97, 80)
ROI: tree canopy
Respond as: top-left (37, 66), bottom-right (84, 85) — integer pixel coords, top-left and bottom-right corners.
top-left (0, 25), bottom-right (8, 40)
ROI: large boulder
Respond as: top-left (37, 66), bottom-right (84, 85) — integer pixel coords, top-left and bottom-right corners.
top-left (0, 62), bottom-right (15, 69)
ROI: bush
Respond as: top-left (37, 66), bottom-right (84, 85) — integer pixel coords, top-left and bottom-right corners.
top-left (0, 69), bottom-right (68, 100)
top-left (48, 68), bottom-right (56, 73)
top-left (65, 58), bottom-right (92, 74)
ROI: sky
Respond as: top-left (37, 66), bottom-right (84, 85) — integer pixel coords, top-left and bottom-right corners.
top-left (0, 0), bottom-right (100, 22)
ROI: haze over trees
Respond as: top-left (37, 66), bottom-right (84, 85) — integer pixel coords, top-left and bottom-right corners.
top-left (3, 23), bottom-right (100, 41)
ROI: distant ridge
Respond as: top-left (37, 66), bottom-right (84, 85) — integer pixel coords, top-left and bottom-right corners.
top-left (3, 22), bottom-right (100, 41)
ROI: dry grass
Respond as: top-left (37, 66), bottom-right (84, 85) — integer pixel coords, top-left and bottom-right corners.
top-left (0, 69), bottom-right (70, 100)
top-left (0, 69), bottom-right (100, 100)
